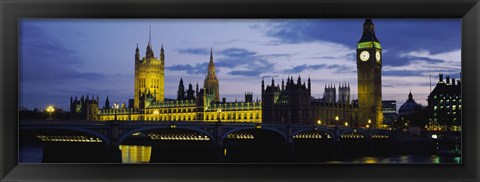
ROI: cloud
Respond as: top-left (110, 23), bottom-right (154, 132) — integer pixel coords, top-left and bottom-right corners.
top-left (176, 48), bottom-right (210, 55)
top-left (168, 47), bottom-right (276, 77)
top-left (382, 49), bottom-right (461, 77)
top-left (282, 64), bottom-right (352, 74)
top-left (214, 39), bottom-right (239, 45)
top-left (382, 70), bottom-right (425, 77)
top-left (20, 23), bottom-right (106, 83)
top-left (257, 19), bottom-right (461, 69)
top-left (217, 48), bottom-right (275, 77)
top-left (259, 53), bottom-right (292, 59)
top-left (166, 62), bottom-right (208, 74)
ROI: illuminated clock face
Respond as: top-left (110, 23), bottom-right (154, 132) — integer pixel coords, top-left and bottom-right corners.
top-left (360, 51), bottom-right (370, 62)
top-left (375, 50), bottom-right (381, 62)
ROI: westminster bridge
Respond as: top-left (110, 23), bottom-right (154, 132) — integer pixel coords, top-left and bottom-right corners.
top-left (20, 119), bottom-right (393, 147)
top-left (19, 120), bottom-right (404, 162)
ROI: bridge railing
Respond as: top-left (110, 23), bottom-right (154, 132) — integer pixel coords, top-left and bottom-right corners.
top-left (20, 120), bottom-right (106, 126)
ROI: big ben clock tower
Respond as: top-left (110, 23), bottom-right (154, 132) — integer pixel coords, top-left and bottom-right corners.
top-left (357, 18), bottom-right (383, 128)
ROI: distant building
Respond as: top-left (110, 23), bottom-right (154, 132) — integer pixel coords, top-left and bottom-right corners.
top-left (262, 76), bottom-right (357, 126)
top-left (398, 91), bottom-right (422, 116)
top-left (382, 100), bottom-right (397, 124)
top-left (262, 76), bottom-right (312, 124)
top-left (70, 95), bottom-right (99, 120)
top-left (427, 74), bottom-right (461, 131)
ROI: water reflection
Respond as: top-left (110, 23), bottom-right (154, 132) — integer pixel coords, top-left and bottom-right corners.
top-left (19, 144), bottom-right (462, 164)
top-left (119, 145), bottom-right (152, 163)
top-left (327, 155), bottom-right (461, 164)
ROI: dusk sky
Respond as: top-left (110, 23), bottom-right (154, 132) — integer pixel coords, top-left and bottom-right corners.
top-left (19, 19), bottom-right (461, 111)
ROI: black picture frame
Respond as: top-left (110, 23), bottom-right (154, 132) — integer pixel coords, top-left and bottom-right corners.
top-left (1, 0), bottom-right (479, 181)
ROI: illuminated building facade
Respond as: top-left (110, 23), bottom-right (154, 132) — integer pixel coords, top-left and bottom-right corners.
top-left (427, 74), bottom-right (462, 131)
top-left (94, 38), bottom-right (261, 123)
top-left (382, 100), bottom-right (397, 125)
top-left (73, 19), bottom-right (391, 126)
top-left (356, 18), bottom-right (383, 128)
top-left (134, 28), bottom-right (165, 109)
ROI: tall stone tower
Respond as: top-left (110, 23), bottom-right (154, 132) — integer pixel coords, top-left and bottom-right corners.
top-left (134, 27), bottom-right (165, 108)
top-left (356, 18), bottom-right (383, 128)
top-left (323, 84), bottom-right (336, 103)
top-left (203, 48), bottom-right (220, 103)
top-left (338, 83), bottom-right (351, 104)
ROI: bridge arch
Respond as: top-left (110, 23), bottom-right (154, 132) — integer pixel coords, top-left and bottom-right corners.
top-left (118, 126), bottom-right (216, 144)
top-left (338, 128), bottom-right (368, 139)
top-left (292, 128), bottom-right (334, 139)
top-left (221, 127), bottom-right (288, 143)
top-left (21, 126), bottom-right (111, 145)
top-left (370, 130), bottom-right (391, 139)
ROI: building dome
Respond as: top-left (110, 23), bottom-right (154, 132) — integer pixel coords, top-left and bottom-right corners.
top-left (398, 91), bottom-right (422, 116)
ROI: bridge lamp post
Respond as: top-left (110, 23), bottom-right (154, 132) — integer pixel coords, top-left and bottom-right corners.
top-left (344, 122), bottom-right (349, 127)
top-left (368, 119), bottom-right (372, 129)
top-left (335, 116), bottom-right (339, 126)
top-left (46, 105), bottom-right (55, 120)
top-left (113, 102), bottom-right (119, 121)
top-left (317, 119), bottom-right (322, 125)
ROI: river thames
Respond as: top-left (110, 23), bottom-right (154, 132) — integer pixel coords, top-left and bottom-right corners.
top-left (19, 142), bottom-right (461, 164)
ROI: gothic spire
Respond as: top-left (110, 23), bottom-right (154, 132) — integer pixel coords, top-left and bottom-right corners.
top-left (160, 44), bottom-right (165, 63)
top-left (359, 18), bottom-right (379, 43)
top-left (146, 26), bottom-right (154, 58)
top-left (408, 90), bottom-right (414, 101)
top-left (210, 48), bottom-right (213, 63)
top-left (148, 25), bottom-right (152, 47)
top-left (207, 48), bottom-right (216, 77)
top-left (135, 43), bottom-right (140, 61)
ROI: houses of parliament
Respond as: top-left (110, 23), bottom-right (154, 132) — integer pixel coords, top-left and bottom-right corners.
top-left (70, 19), bottom-right (384, 128)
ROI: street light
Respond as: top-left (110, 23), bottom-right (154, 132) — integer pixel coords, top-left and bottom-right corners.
top-left (46, 105), bottom-right (55, 120)
top-left (317, 119), bottom-right (322, 125)
top-left (113, 102), bottom-right (119, 121)
top-left (344, 122), bottom-right (349, 127)
top-left (335, 116), bottom-right (339, 126)
top-left (368, 119), bottom-right (372, 128)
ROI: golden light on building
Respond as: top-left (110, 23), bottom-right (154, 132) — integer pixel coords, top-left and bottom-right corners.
top-left (119, 145), bottom-right (152, 163)
top-left (93, 34), bottom-right (263, 123)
